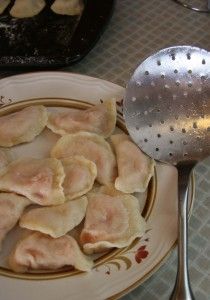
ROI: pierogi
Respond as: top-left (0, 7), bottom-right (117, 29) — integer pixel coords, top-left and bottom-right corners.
top-left (62, 156), bottom-right (97, 200)
top-left (80, 193), bottom-right (146, 254)
top-left (0, 105), bottom-right (47, 147)
top-left (10, 0), bottom-right (46, 18)
top-left (51, 132), bottom-right (117, 185)
top-left (51, 0), bottom-right (84, 16)
top-left (0, 158), bottom-right (65, 206)
top-left (20, 196), bottom-right (88, 238)
top-left (111, 133), bottom-right (155, 193)
top-left (9, 232), bottom-right (93, 272)
top-left (0, 149), bottom-right (9, 169)
top-left (0, 193), bottom-right (30, 250)
top-left (47, 99), bottom-right (116, 138)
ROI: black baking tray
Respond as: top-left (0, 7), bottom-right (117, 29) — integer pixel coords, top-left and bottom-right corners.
top-left (0, 0), bottom-right (115, 69)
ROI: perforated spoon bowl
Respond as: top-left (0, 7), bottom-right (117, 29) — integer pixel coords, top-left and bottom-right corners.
top-left (124, 46), bottom-right (210, 300)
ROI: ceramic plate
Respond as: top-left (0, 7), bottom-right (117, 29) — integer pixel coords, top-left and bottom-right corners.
top-left (0, 72), bottom-right (193, 300)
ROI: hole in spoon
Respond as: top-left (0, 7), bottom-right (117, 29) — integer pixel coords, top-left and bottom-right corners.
top-left (171, 54), bottom-right (175, 60)
top-left (193, 122), bottom-right (197, 129)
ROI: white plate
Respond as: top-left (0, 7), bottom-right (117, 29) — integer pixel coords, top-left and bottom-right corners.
top-left (0, 72), bottom-right (187, 300)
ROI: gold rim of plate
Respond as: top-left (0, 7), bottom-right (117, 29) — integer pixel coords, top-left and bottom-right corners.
top-left (0, 98), bottom-right (194, 286)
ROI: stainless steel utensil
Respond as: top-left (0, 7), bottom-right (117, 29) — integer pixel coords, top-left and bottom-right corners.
top-left (123, 46), bottom-right (210, 300)
top-left (174, 0), bottom-right (210, 12)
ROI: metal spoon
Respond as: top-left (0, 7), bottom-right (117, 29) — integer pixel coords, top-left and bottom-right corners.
top-left (173, 0), bottom-right (210, 13)
top-left (123, 46), bottom-right (210, 300)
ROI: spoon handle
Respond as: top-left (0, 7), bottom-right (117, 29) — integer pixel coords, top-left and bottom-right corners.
top-left (170, 163), bottom-right (195, 300)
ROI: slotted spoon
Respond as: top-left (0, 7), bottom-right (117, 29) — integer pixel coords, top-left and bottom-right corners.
top-left (123, 46), bottom-right (210, 300)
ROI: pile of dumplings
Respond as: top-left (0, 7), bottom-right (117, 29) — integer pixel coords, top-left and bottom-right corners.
top-left (0, 0), bottom-right (84, 18)
top-left (0, 99), bottom-right (155, 274)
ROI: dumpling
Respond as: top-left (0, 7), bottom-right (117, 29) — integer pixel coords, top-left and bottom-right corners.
top-left (111, 134), bottom-right (155, 193)
top-left (99, 184), bottom-right (125, 197)
top-left (8, 232), bottom-right (93, 273)
top-left (51, 0), bottom-right (84, 16)
top-left (47, 99), bottom-right (116, 138)
top-left (10, 0), bottom-right (46, 18)
top-left (99, 184), bottom-right (148, 214)
top-left (0, 149), bottom-right (9, 169)
top-left (0, 193), bottom-right (30, 250)
top-left (62, 156), bottom-right (97, 200)
top-left (0, 105), bottom-right (48, 147)
top-left (20, 196), bottom-right (88, 238)
top-left (0, 0), bottom-right (10, 14)
top-left (80, 193), bottom-right (146, 254)
top-left (0, 158), bottom-right (65, 206)
top-left (51, 132), bottom-right (117, 185)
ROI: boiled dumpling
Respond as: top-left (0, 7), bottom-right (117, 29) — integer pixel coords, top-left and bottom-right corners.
top-left (0, 158), bottom-right (65, 206)
top-left (47, 99), bottom-right (116, 138)
top-left (80, 192), bottom-right (146, 254)
top-left (0, 105), bottom-right (48, 147)
top-left (10, 0), bottom-right (46, 18)
top-left (111, 134), bottom-right (155, 193)
top-left (62, 156), bottom-right (97, 200)
top-left (51, 132), bottom-right (117, 185)
top-left (99, 183), bottom-right (125, 197)
top-left (51, 0), bottom-right (84, 16)
top-left (0, 193), bottom-right (30, 250)
top-left (20, 196), bottom-right (88, 238)
top-left (100, 184), bottom-right (148, 214)
top-left (0, 149), bottom-right (9, 169)
top-left (9, 232), bottom-right (93, 272)
top-left (0, 0), bottom-right (10, 14)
